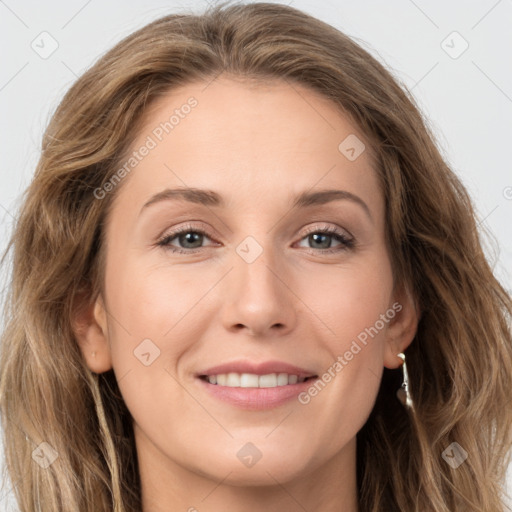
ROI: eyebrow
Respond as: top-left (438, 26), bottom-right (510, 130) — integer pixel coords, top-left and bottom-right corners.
top-left (140, 187), bottom-right (372, 222)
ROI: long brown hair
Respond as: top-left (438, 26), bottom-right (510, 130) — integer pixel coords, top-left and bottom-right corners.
top-left (1, 2), bottom-right (511, 510)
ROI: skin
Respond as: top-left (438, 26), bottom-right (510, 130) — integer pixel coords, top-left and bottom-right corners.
top-left (74, 76), bottom-right (419, 512)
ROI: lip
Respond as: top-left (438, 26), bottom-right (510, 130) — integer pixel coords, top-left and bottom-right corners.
top-left (195, 360), bottom-right (318, 411)
top-left (195, 360), bottom-right (317, 379)
top-left (197, 377), bottom-right (316, 410)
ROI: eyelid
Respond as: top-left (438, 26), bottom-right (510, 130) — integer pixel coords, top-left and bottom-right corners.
top-left (156, 221), bottom-right (216, 244)
top-left (300, 222), bottom-right (353, 240)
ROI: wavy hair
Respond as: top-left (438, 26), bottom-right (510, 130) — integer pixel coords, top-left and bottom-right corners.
top-left (1, 2), bottom-right (511, 510)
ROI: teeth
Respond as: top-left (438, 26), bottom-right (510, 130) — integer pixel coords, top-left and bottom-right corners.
top-left (204, 372), bottom-right (307, 388)
top-left (276, 373), bottom-right (288, 386)
top-left (226, 373), bottom-right (240, 387)
top-left (259, 374), bottom-right (277, 388)
top-left (240, 373), bottom-right (259, 387)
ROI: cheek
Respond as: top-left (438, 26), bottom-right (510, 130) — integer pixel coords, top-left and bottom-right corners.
top-left (293, 250), bottom-right (393, 422)
top-left (103, 262), bottom-right (201, 429)
top-left (293, 251), bottom-right (394, 351)
top-left (105, 256), bottom-right (211, 338)
top-left (103, 258), bottom-right (223, 391)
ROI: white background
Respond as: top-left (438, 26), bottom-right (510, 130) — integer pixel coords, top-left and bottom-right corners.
top-left (0, 0), bottom-right (511, 510)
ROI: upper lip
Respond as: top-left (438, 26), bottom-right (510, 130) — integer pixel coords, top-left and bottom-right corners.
top-left (196, 360), bottom-right (318, 379)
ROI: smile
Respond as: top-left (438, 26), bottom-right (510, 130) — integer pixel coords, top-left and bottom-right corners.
top-left (195, 361), bottom-right (318, 410)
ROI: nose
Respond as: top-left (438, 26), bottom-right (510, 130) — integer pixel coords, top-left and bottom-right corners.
top-left (220, 244), bottom-right (297, 338)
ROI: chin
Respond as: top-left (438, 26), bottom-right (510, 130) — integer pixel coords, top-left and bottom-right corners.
top-left (189, 448), bottom-right (311, 487)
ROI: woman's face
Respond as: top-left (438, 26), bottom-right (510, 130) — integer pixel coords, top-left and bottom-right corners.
top-left (80, 77), bottom-right (417, 489)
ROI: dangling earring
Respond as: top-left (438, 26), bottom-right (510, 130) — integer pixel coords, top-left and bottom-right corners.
top-left (396, 352), bottom-right (413, 409)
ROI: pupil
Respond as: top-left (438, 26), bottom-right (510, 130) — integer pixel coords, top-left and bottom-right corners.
top-left (180, 232), bottom-right (202, 248)
top-left (311, 233), bottom-right (330, 249)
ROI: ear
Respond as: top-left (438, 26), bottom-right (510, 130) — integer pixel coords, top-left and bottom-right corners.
top-left (72, 292), bottom-right (113, 374)
top-left (383, 284), bottom-right (420, 369)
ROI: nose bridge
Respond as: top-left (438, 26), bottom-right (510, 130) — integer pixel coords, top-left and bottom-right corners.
top-left (220, 233), bottom-right (297, 336)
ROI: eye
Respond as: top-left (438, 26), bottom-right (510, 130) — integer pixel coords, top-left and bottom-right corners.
top-left (296, 225), bottom-right (355, 254)
top-left (156, 223), bottom-right (217, 254)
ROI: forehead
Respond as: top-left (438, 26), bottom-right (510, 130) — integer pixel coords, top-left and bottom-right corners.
top-left (111, 76), bottom-right (381, 215)
top-left (137, 75), bottom-right (377, 162)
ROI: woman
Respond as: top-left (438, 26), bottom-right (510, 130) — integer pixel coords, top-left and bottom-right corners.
top-left (1, 2), bottom-right (511, 511)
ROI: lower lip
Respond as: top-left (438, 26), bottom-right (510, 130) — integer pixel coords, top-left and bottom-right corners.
top-left (197, 377), bottom-right (316, 410)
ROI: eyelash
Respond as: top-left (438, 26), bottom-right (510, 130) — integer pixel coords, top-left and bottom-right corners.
top-left (156, 223), bottom-right (355, 255)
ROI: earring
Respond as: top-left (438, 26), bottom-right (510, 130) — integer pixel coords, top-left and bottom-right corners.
top-left (396, 352), bottom-right (413, 409)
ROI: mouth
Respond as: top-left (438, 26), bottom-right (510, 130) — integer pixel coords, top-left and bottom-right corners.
top-left (195, 360), bottom-right (318, 410)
